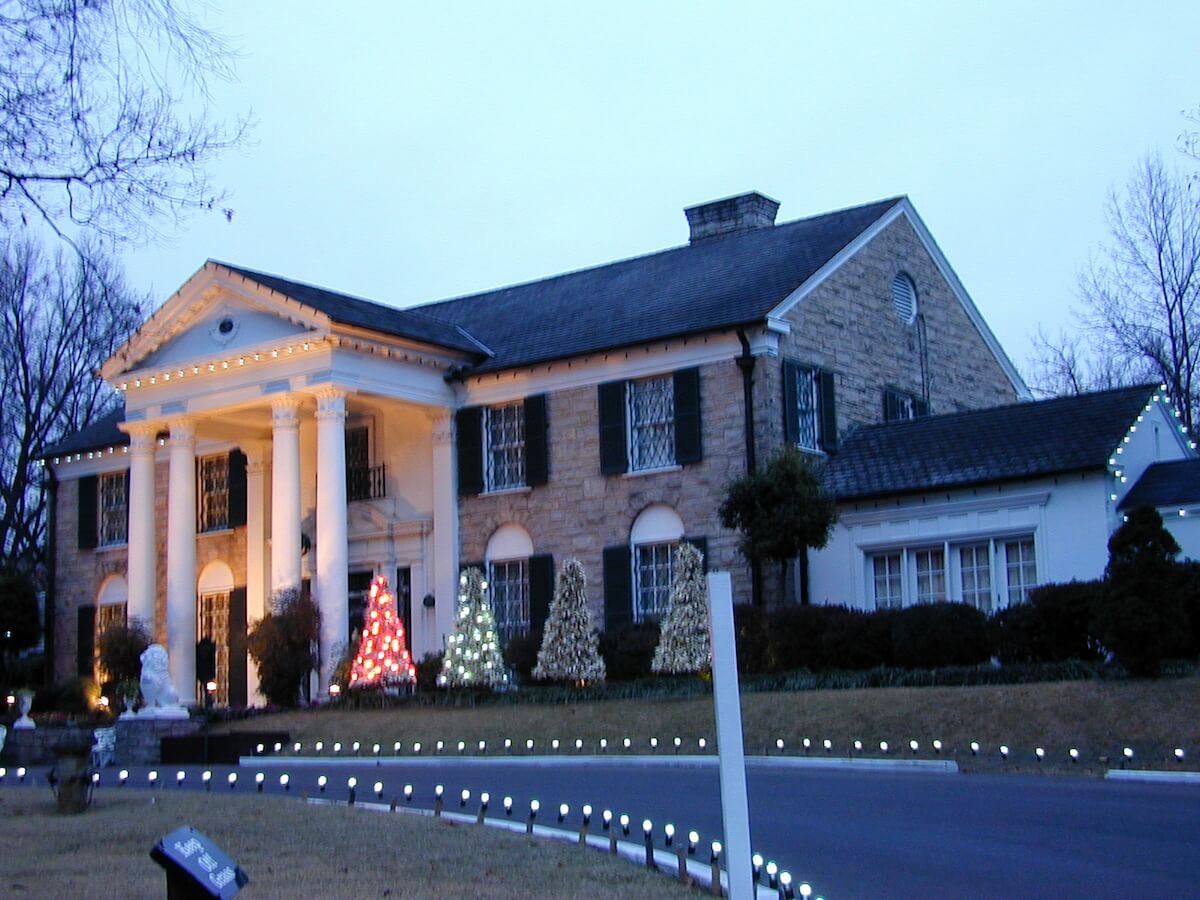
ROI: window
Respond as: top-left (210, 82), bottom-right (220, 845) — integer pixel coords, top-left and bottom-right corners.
top-left (1004, 538), bottom-right (1037, 605)
top-left (197, 591), bottom-right (230, 706)
top-left (347, 570), bottom-right (374, 640)
top-left (872, 553), bottom-right (903, 610)
top-left (98, 472), bottom-right (128, 546)
top-left (485, 402), bottom-right (526, 490)
top-left (635, 541), bottom-right (676, 621)
top-left (346, 426), bottom-right (386, 501)
top-left (198, 454), bottom-right (230, 532)
top-left (867, 536), bottom-right (1037, 611)
top-left (891, 273), bottom-right (918, 323)
top-left (627, 375), bottom-right (675, 471)
top-left (783, 361), bottom-right (837, 452)
top-left (883, 388), bottom-right (928, 422)
top-left (489, 559), bottom-right (530, 641)
top-left (94, 601), bottom-right (127, 683)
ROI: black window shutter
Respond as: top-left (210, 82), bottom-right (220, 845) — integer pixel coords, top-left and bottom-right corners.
top-left (683, 535), bottom-right (709, 572)
top-left (819, 369), bottom-right (838, 452)
top-left (597, 381), bottom-right (629, 475)
top-left (673, 368), bottom-right (703, 465)
top-left (77, 474), bottom-right (98, 550)
top-left (782, 361), bottom-right (799, 445)
top-left (228, 450), bottom-right (247, 528)
top-left (602, 545), bottom-right (632, 631)
top-left (228, 587), bottom-right (248, 707)
top-left (914, 397), bottom-right (930, 417)
top-left (528, 554), bottom-right (554, 635)
top-left (456, 407), bottom-right (484, 496)
top-left (77, 604), bottom-right (96, 677)
top-left (883, 389), bottom-right (899, 422)
top-left (524, 394), bottom-right (549, 487)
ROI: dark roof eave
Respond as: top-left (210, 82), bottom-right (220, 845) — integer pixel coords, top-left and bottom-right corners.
top-left (831, 464), bottom-right (1109, 504)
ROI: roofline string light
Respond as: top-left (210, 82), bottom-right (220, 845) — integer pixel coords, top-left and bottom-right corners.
top-left (116, 338), bottom-right (324, 395)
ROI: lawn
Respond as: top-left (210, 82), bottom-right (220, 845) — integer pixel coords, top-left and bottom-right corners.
top-left (0, 790), bottom-right (697, 899)
top-left (219, 675), bottom-right (1200, 774)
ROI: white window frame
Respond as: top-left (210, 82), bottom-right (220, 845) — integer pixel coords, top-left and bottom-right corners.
top-left (633, 540), bottom-right (677, 622)
top-left (866, 534), bottom-right (1037, 611)
top-left (98, 471), bottom-right (128, 547)
top-left (484, 402), bottom-right (526, 491)
top-left (871, 552), bottom-right (903, 610)
top-left (792, 365), bottom-right (822, 452)
top-left (627, 375), bottom-right (676, 472)
top-left (487, 558), bottom-right (530, 641)
top-left (197, 454), bottom-right (230, 533)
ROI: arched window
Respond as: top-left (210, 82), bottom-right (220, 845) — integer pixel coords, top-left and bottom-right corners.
top-left (94, 575), bottom-right (129, 682)
top-left (197, 560), bottom-right (234, 705)
top-left (891, 272), bottom-right (918, 324)
top-left (485, 524), bottom-right (534, 640)
top-left (630, 504), bottom-right (684, 622)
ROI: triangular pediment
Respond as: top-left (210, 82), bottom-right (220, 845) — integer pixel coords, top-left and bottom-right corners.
top-left (102, 262), bottom-right (330, 380)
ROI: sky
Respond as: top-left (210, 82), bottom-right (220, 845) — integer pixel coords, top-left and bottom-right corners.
top-left (120, 1), bottom-right (1200, 384)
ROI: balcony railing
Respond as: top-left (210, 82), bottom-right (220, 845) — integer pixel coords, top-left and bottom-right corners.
top-left (347, 463), bottom-right (386, 502)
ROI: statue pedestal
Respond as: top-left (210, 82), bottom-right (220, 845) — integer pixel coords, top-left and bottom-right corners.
top-left (136, 706), bottom-right (190, 720)
top-left (114, 716), bottom-right (203, 766)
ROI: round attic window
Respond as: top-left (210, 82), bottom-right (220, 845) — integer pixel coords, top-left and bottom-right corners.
top-left (891, 273), bottom-right (917, 324)
top-left (218, 317), bottom-right (235, 335)
top-left (210, 314), bottom-right (239, 345)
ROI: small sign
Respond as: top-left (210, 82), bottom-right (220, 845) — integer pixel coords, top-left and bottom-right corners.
top-left (150, 826), bottom-right (249, 899)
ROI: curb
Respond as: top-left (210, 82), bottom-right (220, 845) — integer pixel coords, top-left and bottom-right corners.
top-left (1104, 769), bottom-right (1200, 784)
top-left (240, 753), bottom-right (959, 774)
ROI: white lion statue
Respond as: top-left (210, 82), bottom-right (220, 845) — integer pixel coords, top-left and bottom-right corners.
top-left (138, 644), bottom-right (183, 715)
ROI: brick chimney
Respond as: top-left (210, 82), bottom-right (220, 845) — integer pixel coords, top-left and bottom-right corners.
top-left (684, 191), bottom-right (780, 243)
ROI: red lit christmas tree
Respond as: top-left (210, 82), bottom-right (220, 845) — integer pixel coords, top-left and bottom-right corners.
top-left (349, 576), bottom-right (417, 689)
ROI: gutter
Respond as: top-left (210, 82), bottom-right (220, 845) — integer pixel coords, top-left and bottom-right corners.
top-left (736, 330), bottom-right (764, 608)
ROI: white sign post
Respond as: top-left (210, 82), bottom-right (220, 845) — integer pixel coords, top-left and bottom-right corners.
top-left (707, 571), bottom-right (754, 900)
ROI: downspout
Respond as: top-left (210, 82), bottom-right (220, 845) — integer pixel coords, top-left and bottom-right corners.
top-left (736, 330), bottom-right (764, 608)
top-left (43, 464), bottom-right (58, 687)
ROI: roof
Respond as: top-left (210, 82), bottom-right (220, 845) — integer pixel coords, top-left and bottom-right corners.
top-left (825, 385), bottom-right (1159, 501)
top-left (42, 408), bottom-right (128, 458)
top-left (214, 264), bottom-right (492, 356)
top-left (225, 197), bottom-right (904, 375)
top-left (1119, 458), bottom-right (1200, 511)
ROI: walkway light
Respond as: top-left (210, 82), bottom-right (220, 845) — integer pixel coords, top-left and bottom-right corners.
top-left (318, 775), bottom-right (327, 793)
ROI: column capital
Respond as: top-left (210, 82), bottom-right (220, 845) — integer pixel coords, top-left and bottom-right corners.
top-left (242, 440), bottom-right (270, 474)
top-left (429, 408), bottom-right (454, 446)
top-left (314, 387), bottom-right (348, 421)
top-left (123, 422), bottom-right (159, 454)
top-left (271, 395), bottom-right (302, 429)
top-left (167, 417), bottom-right (195, 447)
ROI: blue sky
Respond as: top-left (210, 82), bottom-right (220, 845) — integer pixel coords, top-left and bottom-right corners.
top-left (122, 1), bottom-right (1200, 382)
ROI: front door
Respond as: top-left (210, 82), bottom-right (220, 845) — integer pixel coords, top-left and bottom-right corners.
top-left (197, 591), bottom-right (230, 705)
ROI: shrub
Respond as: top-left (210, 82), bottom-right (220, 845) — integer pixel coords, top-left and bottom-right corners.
top-left (416, 652), bottom-right (443, 693)
top-left (246, 588), bottom-right (320, 707)
top-left (765, 605), bottom-right (837, 672)
top-left (1027, 580), bottom-right (1103, 661)
top-left (988, 603), bottom-right (1040, 663)
top-left (823, 607), bottom-right (894, 670)
top-left (732, 604), bottom-right (770, 675)
top-left (765, 605), bottom-right (891, 672)
top-left (96, 620), bottom-right (151, 686)
top-left (503, 629), bottom-right (543, 683)
top-left (890, 603), bottom-right (990, 669)
top-left (599, 623), bottom-right (660, 681)
top-left (31, 677), bottom-right (97, 715)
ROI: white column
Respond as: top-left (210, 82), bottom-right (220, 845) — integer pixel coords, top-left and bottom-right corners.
top-left (165, 418), bottom-right (197, 698)
top-left (243, 441), bottom-right (269, 705)
top-left (429, 409), bottom-right (459, 657)
top-left (314, 388), bottom-right (349, 695)
top-left (124, 424), bottom-right (158, 632)
top-left (270, 396), bottom-right (303, 594)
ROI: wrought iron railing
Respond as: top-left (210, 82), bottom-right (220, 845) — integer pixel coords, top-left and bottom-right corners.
top-left (347, 463), bottom-right (386, 502)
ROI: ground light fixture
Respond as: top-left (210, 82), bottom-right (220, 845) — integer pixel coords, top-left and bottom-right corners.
top-left (274, 742), bottom-right (282, 753)
top-left (404, 784), bottom-right (414, 803)
top-left (527, 800), bottom-right (539, 833)
top-left (148, 770), bottom-right (158, 787)
top-left (119, 769), bottom-right (129, 786)
top-left (352, 741), bottom-right (360, 754)
top-left (879, 741), bottom-right (889, 754)
top-left (970, 741), bottom-right (980, 756)
top-left (551, 739), bottom-right (560, 752)
top-left (688, 831), bottom-right (700, 856)
top-left (620, 814), bottom-right (631, 837)
top-left (910, 740), bottom-right (919, 754)
top-left (461, 789), bottom-right (471, 808)
top-left (557, 803), bottom-right (569, 824)
top-left (176, 770), bottom-right (185, 787)
top-left (294, 742), bottom-right (302, 753)
top-left (458, 741), bottom-right (466, 754)
top-left (504, 738), bottom-right (512, 751)
top-left (374, 782), bottom-right (384, 800)
top-left (698, 738), bottom-right (707, 751)
top-left (1000, 745), bottom-right (1010, 760)
top-left (393, 741), bottom-right (402, 754)
top-left (373, 743), bottom-right (380, 756)
top-left (526, 738), bottom-right (535, 752)
top-left (504, 796), bottom-right (514, 817)
top-left (1123, 747), bottom-right (1134, 761)
top-left (599, 738), bottom-right (608, 752)
top-left (1175, 748), bottom-right (1186, 762)
top-left (1070, 748), bottom-right (1080, 762)
top-left (315, 741), bottom-right (323, 753)
top-left (642, 820), bottom-right (655, 868)
top-left (853, 740), bottom-right (862, 753)
top-left (664, 823), bottom-right (675, 846)
top-left (753, 853), bottom-right (764, 882)
top-left (775, 738), bottom-right (784, 753)
top-left (766, 860), bottom-right (779, 888)
top-left (256, 743), bottom-right (264, 755)
top-left (413, 742), bottom-right (421, 754)
top-left (433, 785), bottom-right (444, 817)
top-left (280, 774), bottom-right (290, 791)
top-left (932, 740), bottom-right (943, 753)
top-left (477, 793), bottom-right (490, 824)
top-left (780, 871), bottom-right (794, 899)
top-left (576, 739), bottom-right (584, 752)
top-left (1036, 748), bottom-right (1046, 762)
top-left (623, 737), bottom-right (632, 750)
top-left (17, 767), bottom-right (26, 783)
top-left (255, 772), bottom-right (264, 792)
top-left (436, 740), bottom-right (445, 753)
top-left (333, 742), bottom-right (341, 754)
top-left (479, 740), bottom-right (487, 753)
top-left (227, 773), bottom-right (237, 789)
top-left (317, 775), bottom-right (327, 793)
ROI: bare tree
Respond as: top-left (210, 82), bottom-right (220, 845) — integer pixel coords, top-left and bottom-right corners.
top-left (1076, 155), bottom-right (1198, 434)
top-left (0, 0), bottom-right (247, 244)
top-left (0, 239), bottom-right (143, 570)
top-left (1025, 325), bottom-right (1147, 399)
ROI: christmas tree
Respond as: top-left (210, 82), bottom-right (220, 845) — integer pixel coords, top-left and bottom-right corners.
top-left (651, 542), bottom-right (711, 674)
top-left (438, 567), bottom-right (509, 689)
top-left (348, 576), bottom-right (417, 689)
top-left (532, 558), bottom-right (606, 684)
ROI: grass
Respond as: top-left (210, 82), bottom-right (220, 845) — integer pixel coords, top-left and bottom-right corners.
top-left (0, 790), bottom-right (697, 899)
top-left (219, 675), bottom-right (1200, 774)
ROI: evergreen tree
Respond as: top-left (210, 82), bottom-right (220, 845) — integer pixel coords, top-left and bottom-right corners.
top-left (532, 558), bottom-right (606, 684)
top-left (349, 576), bottom-right (416, 689)
top-left (652, 543), bottom-right (711, 675)
top-left (439, 568), bottom-right (509, 689)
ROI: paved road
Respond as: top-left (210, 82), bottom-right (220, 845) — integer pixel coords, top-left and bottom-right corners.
top-left (17, 759), bottom-right (1200, 898)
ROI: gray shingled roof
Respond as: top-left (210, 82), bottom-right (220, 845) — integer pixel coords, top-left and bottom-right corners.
top-left (42, 408), bottom-right (128, 458)
top-left (825, 385), bottom-right (1158, 501)
top-left (223, 197), bottom-right (902, 375)
top-left (1119, 458), bottom-right (1200, 511)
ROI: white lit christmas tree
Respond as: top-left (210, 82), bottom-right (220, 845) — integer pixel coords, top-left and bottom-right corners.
top-left (438, 567), bottom-right (509, 689)
top-left (651, 542), bottom-right (711, 674)
top-left (532, 557), bottom-right (606, 685)
top-left (348, 576), bottom-right (417, 689)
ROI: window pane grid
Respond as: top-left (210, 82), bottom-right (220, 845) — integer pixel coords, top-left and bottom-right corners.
top-left (872, 553), bottom-right (903, 610)
top-left (197, 591), bottom-right (230, 706)
top-left (959, 543), bottom-right (993, 612)
top-left (795, 366), bottom-right (821, 451)
top-left (489, 559), bottom-right (529, 641)
top-left (635, 541), bottom-right (675, 621)
top-left (198, 455), bottom-right (229, 532)
top-left (914, 548), bottom-right (946, 603)
top-left (1005, 539), bottom-right (1037, 605)
top-left (98, 473), bottom-right (127, 546)
top-left (485, 403), bottom-right (526, 490)
top-left (628, 377), bottom-right (675, 471)
top-left (94, 602), bottom-right (127, 682)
